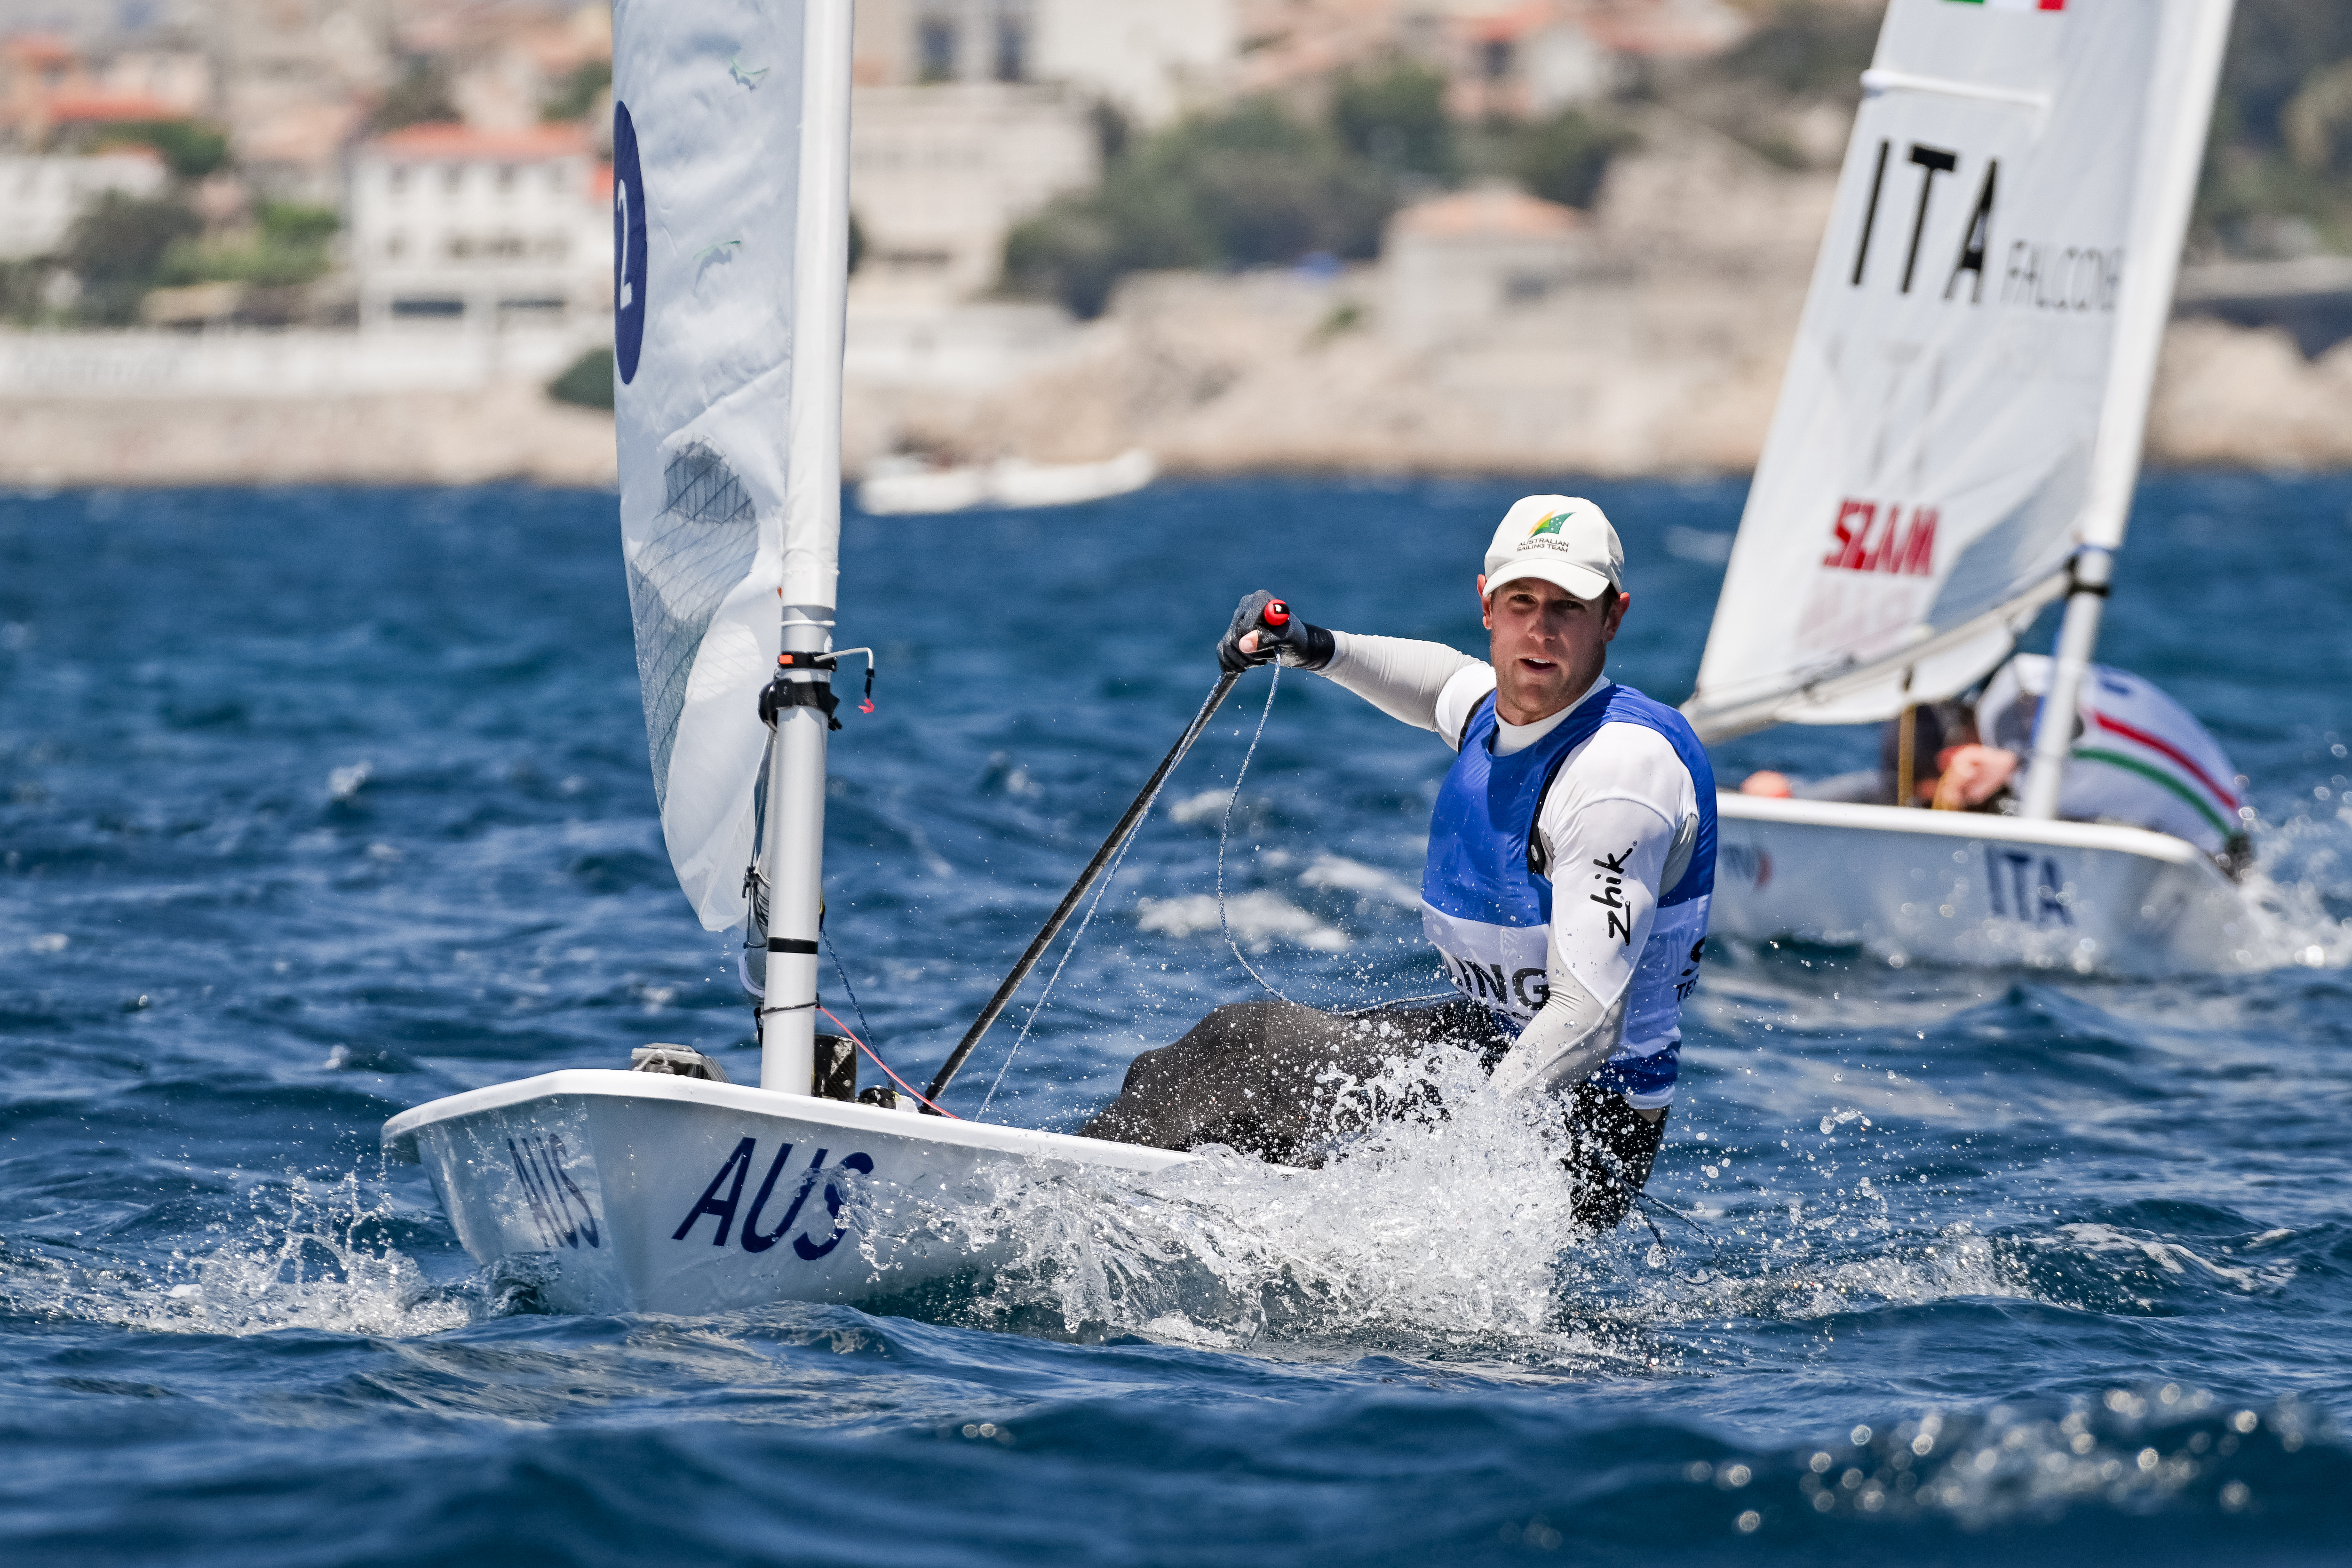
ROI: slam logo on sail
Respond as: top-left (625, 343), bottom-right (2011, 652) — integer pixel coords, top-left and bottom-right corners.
top-left (1945, 0), bottom-right (2066, 11)
top-left (1821, 499), bottom-right (1937, 577)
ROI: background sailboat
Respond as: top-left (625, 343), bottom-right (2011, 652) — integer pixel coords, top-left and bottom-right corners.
top-left (1686, 0), bottom-right (2255, 975)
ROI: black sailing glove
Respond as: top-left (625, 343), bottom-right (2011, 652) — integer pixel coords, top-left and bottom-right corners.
top-left (1217, 589), bottom-right (1336, 674)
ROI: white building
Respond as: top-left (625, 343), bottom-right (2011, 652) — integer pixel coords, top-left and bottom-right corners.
top-left (839, 0), bottom-right (1235, 306)
top-left (854, 0), bottom-right (1235, 127)
top-left (850, 83), bottom-right (1098, 306)
top-left (1025, 0), bottom-right (1235, 127)
top-left (1381, 185), bottom-right (1593, 350)
top-left (345, 122), bottom-right (610, 329)
top-left (210, 0), bottom-right (396, 202)
top-left (0, 149), bottom-right (168, 261)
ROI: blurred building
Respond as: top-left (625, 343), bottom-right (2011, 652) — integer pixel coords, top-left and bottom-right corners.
top-left (843, 0), bottom-right (1235, 307)
top-left (1234, 0), bottom-right (1748, 116)
top-left (345, 121), bottom-right (609, 328)
top-left (0, 146), bottom-right (168, 257)
top-left (850, 85), bottom-right (1097, 307)
top-left (210, 0), bottom-right (395, 202)
top-left (853, 0), bottom-right (1234, 127)
top-left (394, 0), bottom-right (612, 134)
top-left (0, 32), bottom-right (214, 143)
top-left (1381, 184), bottom-right (1591, 350)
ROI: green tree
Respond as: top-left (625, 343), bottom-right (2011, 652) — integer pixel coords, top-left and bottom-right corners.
top-left (2214, 0), bottom-right (2352, 155)
top-left (158, 202), bottom-right (340, 288)
top-left (0, 259), bottom-right (48, 323)
top-left (543, 59), bottom-right (612, 123)
top-left (373, 58), bottom-right (460, 132)
top-left (1713, 0), bottom-right (1881, 104)
top-left (548, 347), bottom-right (615, 409)
top-left (101, 120), bottom-right (230, 181)
top-left (63, 192), bottom-right (201, 324)
top-left (1512, 109), bottom-right (1635, 210)
top-left (2198, 0), bottom-right (2352, 248)
top-left (1004, 96), bottom-right (1399, 317)
top-left (1332, 60), bottom-right (1458, 182)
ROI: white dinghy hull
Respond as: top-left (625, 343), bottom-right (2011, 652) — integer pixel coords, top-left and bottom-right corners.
top-left (1708, 794), bottom-right (2253, 977)
top-left (383, 1072), bottom-right (1191, 1315)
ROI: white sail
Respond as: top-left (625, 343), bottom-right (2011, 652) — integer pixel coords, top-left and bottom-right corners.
top-left (612, 0), bottom-right (843, 930)
top-left (1685, 0), bottom-right (2233, 742)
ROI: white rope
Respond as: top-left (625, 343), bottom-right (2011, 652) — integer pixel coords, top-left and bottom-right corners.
top-left (1217, 662), bottom-right (1293, 1003)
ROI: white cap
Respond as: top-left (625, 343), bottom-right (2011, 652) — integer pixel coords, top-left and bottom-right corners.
top-left (1483, 495), bottom-right (1623, 602)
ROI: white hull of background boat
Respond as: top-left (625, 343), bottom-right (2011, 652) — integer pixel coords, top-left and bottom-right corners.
top-left (383, 1072), bottom-right (1192, 1315)
top-left (1708, 794), bottom-right (2252, 977)
top-left (857, 448), bottom-right (1157, 516)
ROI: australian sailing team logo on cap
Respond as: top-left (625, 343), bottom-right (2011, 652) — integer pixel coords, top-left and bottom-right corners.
top-left (1527, 510), bottom-right (1575, 538)
top-left (1946, 0), bottom-right (2066, 10)
top-left (612, 100), bottom-right (648, 385)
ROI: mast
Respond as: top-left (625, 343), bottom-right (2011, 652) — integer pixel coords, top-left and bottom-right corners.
top-left (758, 0), bottom-right (856, 1093)
top-left (2021, 0), bottom-right (2233, 819)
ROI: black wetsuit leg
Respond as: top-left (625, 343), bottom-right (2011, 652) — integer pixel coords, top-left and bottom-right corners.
top-left (1084, 998), bottom-right (1673, 1230)
top-left (1561, 1081), bottom-right (1669, 1231)
top-left (1078, 998), bottom-right (1495, 1164)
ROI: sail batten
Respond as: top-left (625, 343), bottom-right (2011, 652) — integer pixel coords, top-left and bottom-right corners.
top-left (1685, 0), bottom-right (2234, 740)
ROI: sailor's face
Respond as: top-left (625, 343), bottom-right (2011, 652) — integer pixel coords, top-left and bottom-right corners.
top-left (1478, 573), bottom-right (1626, 725)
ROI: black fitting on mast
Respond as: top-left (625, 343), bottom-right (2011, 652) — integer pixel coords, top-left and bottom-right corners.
top-left (760, 649), bottom-right (841, 731)
top-left (2063, 547), bottom-right (2114, 599)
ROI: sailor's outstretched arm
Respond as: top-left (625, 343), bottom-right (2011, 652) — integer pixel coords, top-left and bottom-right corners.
top-left (1314, 632), bottom-right (1483, 734)
top-left (1487, 791), bottom-right (1678, 1098)
top-left (1218, 590), bottom-right (1481, 736)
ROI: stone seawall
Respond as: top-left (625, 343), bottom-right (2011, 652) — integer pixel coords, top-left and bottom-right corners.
top-left (0, 384), bottom-right (619, 489)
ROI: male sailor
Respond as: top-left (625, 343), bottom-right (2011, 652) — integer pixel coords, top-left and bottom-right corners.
top-left (1739, 657), bottom-right (2253, 875)
top-left (1083, 496), bottom-right (1715, 1231)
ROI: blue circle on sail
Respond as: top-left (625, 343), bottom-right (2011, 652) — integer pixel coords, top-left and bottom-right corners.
top-left (612, 100), bottom-right (648, 385)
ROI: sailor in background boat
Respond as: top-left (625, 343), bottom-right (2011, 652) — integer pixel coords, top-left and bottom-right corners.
top-left (1735, 699), bottom-right (1986, 810)
top-left (1738, 657), bottom-right (2253, 876)
top-left (1084, 497), bottom-right (1715, 1231)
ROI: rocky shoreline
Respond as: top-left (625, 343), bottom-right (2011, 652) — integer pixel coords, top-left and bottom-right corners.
top-left (6, 305), bottom-right (2347, 492)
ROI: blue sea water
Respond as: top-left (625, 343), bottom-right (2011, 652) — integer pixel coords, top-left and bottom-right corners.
top-left (2, 473), bottom-right (2351, 1567)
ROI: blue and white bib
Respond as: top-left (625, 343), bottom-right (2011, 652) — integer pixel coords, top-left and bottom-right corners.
top-left (1420, 682), bottom-right (1715, 1103)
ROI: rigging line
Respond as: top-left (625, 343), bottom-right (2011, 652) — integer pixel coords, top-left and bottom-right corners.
top-left (1637, 1188), bottom-right (1721, 1246)
top-left (976, 822), bottom-right (1144, 1121)
top-left (1629, 1191), bottom-right (1717, 1257)
top-left (818, 1004), bottom-right (959, 1119)
top-left (819, 915), bottom-right (957, 1120)
top-left (1217, 661), bottom-right (1292, 1002)
top-left (926, 670), bottom-right (1243, 1106)
top-left (1631, 1202), bottom-right (1671, 1256)
top-left (822, 924), bottom-right (882, 1058)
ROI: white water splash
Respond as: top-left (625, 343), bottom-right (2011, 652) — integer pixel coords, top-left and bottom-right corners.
top-left (1138, 891), bottom-right (1350, 952)
top-left (1169, 788), bottom-right (1235, 825)
top-left (2233, 862), bottom-right (2352, 969)
top-left (6, 1173), bottom-right (478, 1339)
top-left (1298, 853), bottom-right (1420, 908)
top-left (866, 1050), bottom-right (1652, 1365)
top-left (2038, 1222), bottom-right (2298, 1294)
top-left (2227, 803), bottom-right (2352, 967)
